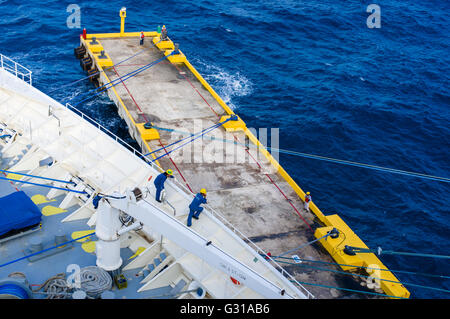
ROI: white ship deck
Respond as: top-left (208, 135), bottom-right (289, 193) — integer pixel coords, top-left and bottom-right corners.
top-left (0, 61), bottom-right (313, 299)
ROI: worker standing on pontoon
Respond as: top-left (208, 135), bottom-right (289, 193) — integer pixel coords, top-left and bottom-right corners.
top-left (154, 169), bottom-right (174, 202)
top-left (139, 31), bottom-right (145, 45)
top-left (160, 25), bottom-right (168, 41)
top-left (304, 192), bottom-right (311, 212)
top-left (187, 189), bottom-right (207, 227)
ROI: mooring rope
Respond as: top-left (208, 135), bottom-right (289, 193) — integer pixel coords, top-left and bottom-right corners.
top-left (70, 52), bottom-right (175, 107)
top-left (0, 169), bottom-right (76, 185)
top-left (0, 176), bottom-right (88, 194)
top-left (276, 259), bottom-right (450, 294)
top-left (49, 46), bottom-right (153, 94)
top-left (344, 246), bottom-right (450, 260)
top-left (141, 125), bottom-right (450, 184)
top-left (144, 117), bottom-right (234, 161)
top-left (273, 255), bottom-right (450, 280)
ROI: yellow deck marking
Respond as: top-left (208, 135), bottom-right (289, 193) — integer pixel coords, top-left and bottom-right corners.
top-left (81, 241), bottom-right (96, 253)
top-left (128, 247), bottom-right (146, 260)
top-left (71, 230), bottom-right (95, 242)
top-left (6, 173), bottom-right (22, 180)
top-left (41, 205), bottom-right (67, 216)
top-left (32, 194), bottom-right (56, 205)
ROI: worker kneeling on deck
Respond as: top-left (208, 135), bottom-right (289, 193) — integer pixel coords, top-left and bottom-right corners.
top-left (154, 169), bottom-right (174, 202)
top-left (187, 188), bottom-right (207, 227)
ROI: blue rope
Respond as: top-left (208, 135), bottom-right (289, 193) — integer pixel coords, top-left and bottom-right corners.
top-left (0, 176), bottom-right (88, 194)
top-left (290, 279), bottom-right (408, 299)
top-left (71, 52), bottom-right (174, 107)
top-left (0, 232), bottom-right (96, 269)
top-left (0, 169), bottom-right (75, 185)
top-left (346, 246), bottom-right (450, 260)
top-left (146, 125), bottom-right (178, 133)
top-left (150, 118), bottom-right (232, 163)
top-left (275, 259), bottom-right (450, 294)
top-left (139, 125), bottom-right (450, 184)
top-left (273, 149), bottom-right (450, 184)
top-left (274, 232), bottom-right (332, 258)
top-left (49, 46), bottom-right (152, 94)
top-left (0, 134), bottom-right (11, 138)
top-left (144, 118), bottom-right (232, 158)
top-left (273, 256), bottom-right (450, 280)
top-left (0, 284), bottom-right (29, 299)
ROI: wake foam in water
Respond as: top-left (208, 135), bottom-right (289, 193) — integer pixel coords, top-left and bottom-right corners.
top-left (193, 59), bottom-right (253, 110)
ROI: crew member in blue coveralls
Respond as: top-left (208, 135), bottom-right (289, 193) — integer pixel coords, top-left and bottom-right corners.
top-left (154, 169), bottom-right (174, 202)
top-left (187, 188), bottom-right (207, 227)
top-left (139, 31), bottom-right (144, 45)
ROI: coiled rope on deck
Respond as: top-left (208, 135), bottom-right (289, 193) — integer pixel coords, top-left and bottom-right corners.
top-left (79, 266), bottom-right (113, 298)
top-left (32, 273), bottom-right (70, 299)
top-left (31, 266), bottom-right (112, 299)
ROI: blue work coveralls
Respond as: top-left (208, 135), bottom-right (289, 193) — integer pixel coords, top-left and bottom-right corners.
top-left (187, 193), bottom-right (207, 227)
top-left (154, 172), bottom-right (173, 202)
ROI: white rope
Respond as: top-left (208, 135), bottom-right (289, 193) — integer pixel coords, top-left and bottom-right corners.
top-left (79, 266), bottom-right (112, 298)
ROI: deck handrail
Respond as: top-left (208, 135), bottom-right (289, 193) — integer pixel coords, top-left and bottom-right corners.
top-left (0, 54), bottom-right (33, 85)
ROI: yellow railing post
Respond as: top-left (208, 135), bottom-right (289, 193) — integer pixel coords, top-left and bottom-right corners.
top-left (119, 7), bottom-right (127, 36)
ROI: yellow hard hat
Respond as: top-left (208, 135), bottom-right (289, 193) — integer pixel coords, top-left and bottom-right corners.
top-left (306, 192), bottom-right (310, 195)
top-left (166, 169), bottom-right (173, 175)
top-left (200, 188), bottom-right (207, 195)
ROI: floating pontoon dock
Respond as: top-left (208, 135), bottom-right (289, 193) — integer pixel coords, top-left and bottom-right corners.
top-left (74, 9), bottom-right (410, 299)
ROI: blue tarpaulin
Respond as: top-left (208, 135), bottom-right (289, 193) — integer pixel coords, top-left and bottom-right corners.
top-left (0, 191), bottom-right (41, 236)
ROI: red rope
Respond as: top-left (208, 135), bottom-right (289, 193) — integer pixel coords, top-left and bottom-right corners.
top-left (171, 62), bottom-right (313, 231)
top-left (112, 66), bottom-right (149, 122)
top-left (158, 139), bottom-right (194, 193)
top-left (112, 66), bottom-right (194, 194)
top-left (115, 58), bottom-right (313, 230)
top-left (238, 137), bottom-right (313, 232)
top-left (172, 64), bottom-right (220, 117)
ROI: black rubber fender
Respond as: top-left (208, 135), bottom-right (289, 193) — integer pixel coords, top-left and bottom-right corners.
top-left (74, 46), bottom-right (86, 59)
top-left (87, 68), bottom-right (99, 81)
top-left (80, 57), bottom-right (92, 71)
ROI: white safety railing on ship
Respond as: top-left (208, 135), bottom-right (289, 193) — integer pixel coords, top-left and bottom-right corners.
top-left (0, 54), bottom-right (33, 85)
top-left (64, 102), bottom-right (314, 299)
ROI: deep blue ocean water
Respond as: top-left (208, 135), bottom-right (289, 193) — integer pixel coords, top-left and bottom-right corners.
top-left (0, 0), bottom-right (449, 298)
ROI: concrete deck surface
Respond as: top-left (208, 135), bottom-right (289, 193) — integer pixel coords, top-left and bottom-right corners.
top-left (97, 37), bottom-right (372, 298)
